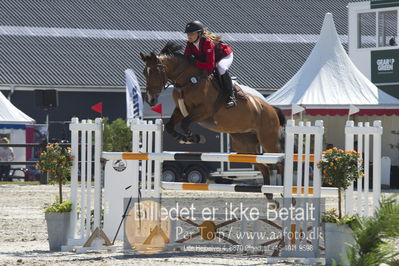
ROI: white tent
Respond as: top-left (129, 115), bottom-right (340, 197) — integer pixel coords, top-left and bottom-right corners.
top-left (266, 13), bottom-right (399, 167)
top-left (266, 13), bottom-right (399, 116)
top-left (0, 91), bottom-right (35, 124)
top-left (0, 91), bottom-right (35, 163)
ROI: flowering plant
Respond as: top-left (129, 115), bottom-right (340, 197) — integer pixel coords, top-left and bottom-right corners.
top-left (317, 147), bottom-right (363, 218)
top-left (36, 143), bottom-right (73, 206)
top-left (321, 208), bottom-right (356, 228)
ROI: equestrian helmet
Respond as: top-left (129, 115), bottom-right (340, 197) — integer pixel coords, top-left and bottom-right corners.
top-left (184, 21), bottom-right (204, 33)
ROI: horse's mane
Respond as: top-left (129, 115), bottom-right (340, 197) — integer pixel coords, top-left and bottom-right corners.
top-left (160, 41), bottom-right (183, 56)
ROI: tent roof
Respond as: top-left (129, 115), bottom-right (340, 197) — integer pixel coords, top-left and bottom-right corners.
top-left (0, 91), bottom-right (35, 124)
top-left (266, 13), bottom-right (399, 116)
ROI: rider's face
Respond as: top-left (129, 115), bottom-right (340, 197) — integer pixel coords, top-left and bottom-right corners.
top-left (187, 32), bottom-right (199, 43)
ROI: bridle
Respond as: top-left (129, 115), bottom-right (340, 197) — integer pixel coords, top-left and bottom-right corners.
top-left (146, 58), bottom-right (190, 91)
top-left (146, 63), bottom-right (169, 91)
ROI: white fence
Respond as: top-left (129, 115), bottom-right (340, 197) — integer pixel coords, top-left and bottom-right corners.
top-left (345, 120), bottom-right (383, 216)
top-left (63, 118), bottom-right (103, 252)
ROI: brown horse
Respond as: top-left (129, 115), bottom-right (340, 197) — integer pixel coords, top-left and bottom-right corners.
top-left (140, 42), bottom-right (285, 185)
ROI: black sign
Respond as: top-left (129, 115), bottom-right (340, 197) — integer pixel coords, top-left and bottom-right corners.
top-left (371, 49), bottom-right (399, 84)
top-left (371, 0), bottom-right (399, 9)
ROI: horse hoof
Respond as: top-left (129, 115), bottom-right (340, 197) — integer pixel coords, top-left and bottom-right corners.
top-left (177, 136), bottom-right (188, 144)
top-left (193, 134), bottom-right (206, 144)
top-left (264, 193), bottom-right (273, 200)
top-left (178, 139), bottom-right (192, 144)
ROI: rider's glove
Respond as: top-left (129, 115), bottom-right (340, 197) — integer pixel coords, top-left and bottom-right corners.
top-left (187, 54), bottom-right (197, 65)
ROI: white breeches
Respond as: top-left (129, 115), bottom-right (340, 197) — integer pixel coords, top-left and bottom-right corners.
top-left (216, 52), bottom-right (233, 75)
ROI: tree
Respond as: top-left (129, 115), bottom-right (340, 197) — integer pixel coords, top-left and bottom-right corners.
top-left (103, 118), bottom-right (132, 152)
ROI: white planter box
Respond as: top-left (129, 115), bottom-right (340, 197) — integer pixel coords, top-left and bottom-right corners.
top-left (45, 212), bottom-right (71, 251)
top-left (325, 223), bottom-right (354, 265)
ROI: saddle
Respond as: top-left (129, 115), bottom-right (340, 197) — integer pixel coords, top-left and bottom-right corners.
top-left (212, 72), bottom-right (247, 101)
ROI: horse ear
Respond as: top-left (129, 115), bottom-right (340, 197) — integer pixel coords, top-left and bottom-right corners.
top-left (140, 52), bottom-right (148, 61)
top-left (150, 52), bottom-right (157, 61)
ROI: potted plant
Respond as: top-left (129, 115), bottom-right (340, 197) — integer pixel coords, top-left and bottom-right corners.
top-left (317, 147), bottom-right (363, 265)
top-left (345, 196), bottom-right (399, 266)
top-left (36, 143), bottom-right (73, 251)
top-left (321, 208), bottom-right (357, 265)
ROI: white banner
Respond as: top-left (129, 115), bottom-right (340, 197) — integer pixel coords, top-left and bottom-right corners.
top-left (125, 69), bottom-right (143, 121)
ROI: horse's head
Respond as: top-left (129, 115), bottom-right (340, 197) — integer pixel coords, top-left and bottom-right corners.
top-left (140, 52), bottom-right (168, 106)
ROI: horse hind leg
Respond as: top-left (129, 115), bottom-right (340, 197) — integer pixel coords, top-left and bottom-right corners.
top-left (230, 133), bottom-right (279, 206)
top-left (255, 117), bottom-right (283, 185)
top-left (230, 133), bottom-right (270, 184)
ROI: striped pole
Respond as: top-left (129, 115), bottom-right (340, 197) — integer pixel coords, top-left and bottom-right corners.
top-left (161, 182), bottom-right (338, 195)
top-left (103, 151), bottom-right (285, 164)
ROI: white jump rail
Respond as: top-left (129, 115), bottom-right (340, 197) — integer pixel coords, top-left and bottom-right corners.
top-left (161, 181), bottom-right (338, 195)
top-left (102, 151), bottom-right (285, 164)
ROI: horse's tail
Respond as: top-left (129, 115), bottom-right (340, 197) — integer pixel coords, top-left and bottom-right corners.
top-left (272, 106), bottom-right (286, 151)
top-left (273, 106), bottom-right (286, 127)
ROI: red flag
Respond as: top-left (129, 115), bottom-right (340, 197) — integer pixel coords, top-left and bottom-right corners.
top-left (91, 102), bottom-right (103, 114)
top-left (151, 104), bottom-right (162, 115)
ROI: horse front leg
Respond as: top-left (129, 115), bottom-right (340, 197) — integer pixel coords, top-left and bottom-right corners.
top-left (180, 105), bottom-right (208, 144)
top-left (165, 107), bottom-right (186, 142)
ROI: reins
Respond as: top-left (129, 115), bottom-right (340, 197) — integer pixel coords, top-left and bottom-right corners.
top-left (158, 56), bottom-right (192, 89)
top-left (148, 55), bottom-right (207, 92)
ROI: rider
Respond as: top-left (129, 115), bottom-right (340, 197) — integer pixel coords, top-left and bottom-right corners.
top-left (184, 20), bottom-right (236, 109)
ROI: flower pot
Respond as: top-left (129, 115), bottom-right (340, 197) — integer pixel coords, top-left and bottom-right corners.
top-left (325, 223), bottom-right (354, 265)
top-left (45, 212), bottom-right (71, 251)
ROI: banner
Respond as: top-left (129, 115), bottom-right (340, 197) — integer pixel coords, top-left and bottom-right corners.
top-left (125, 69), bottom-right (143, 121)
top-left (371, 49), bottom-right (399, 84)
top-left (371, 0), bottom-right (399, 9)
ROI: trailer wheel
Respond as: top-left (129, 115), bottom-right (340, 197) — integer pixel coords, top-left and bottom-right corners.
top-left (185, 165), bottom-right (208, 183)
top-left (162, 165), bottom-right (180, 182)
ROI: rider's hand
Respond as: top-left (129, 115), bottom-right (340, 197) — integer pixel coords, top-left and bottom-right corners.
top-left (187, 54), bottom-right (197, 65)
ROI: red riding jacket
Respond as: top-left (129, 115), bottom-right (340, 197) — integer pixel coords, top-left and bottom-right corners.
top-left (184, 37), bottom-right (233, 71)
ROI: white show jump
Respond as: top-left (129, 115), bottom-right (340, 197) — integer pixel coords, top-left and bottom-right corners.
top-left (64, 117), bottom-right (383, 257)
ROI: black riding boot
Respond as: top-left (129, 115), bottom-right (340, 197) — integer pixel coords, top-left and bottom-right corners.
top-left (221, 71), bottom-right (236, 108)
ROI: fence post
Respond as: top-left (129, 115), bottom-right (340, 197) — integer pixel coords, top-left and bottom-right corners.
top-left (154, 119), bottom-right (163, 199)
top-left (283, 120), bottom-right (295, 198)
top-left (131, 118), bottom-right (141, 200)
top-left (93, 118), bottom-right (103, 229)
top-left (372, 121), bottom-right (382, 212)
top-left (345, 120), bottom-right (355, 215)
top-left (69, 117), bottom-right (79, 239)
top-left (313, 120), bottom-right (324, 198)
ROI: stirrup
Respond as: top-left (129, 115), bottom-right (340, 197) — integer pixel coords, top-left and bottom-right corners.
top-left (226, 98), bottom-right (236, 109)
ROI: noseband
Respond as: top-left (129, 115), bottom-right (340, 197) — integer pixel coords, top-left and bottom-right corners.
top-left (146, 63), bottom-right (169, 91)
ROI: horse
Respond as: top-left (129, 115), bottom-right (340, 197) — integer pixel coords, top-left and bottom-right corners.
top-left (140, 42), bottom-right (285, 185)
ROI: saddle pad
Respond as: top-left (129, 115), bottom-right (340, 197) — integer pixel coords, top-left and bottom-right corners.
top-left (233, 81), bottom-right (267, 102)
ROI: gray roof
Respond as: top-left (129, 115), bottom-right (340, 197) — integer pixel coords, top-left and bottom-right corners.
top-left (1, 35), bottom-right (316, 89)
top-left (0, 0), bottom-right (362, 90)
top-left (1, 0), bottom-right (362, 35)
